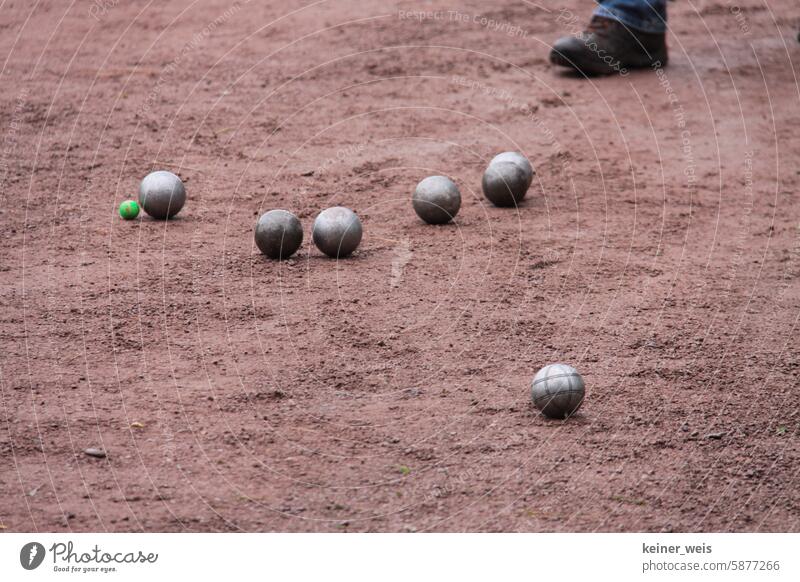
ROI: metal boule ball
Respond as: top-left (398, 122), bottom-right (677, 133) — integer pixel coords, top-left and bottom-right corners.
top-left (312, 206), bottom-right (362, 258)
top-left (481, 161), bottom-right (528, 207)
top-left (254, 209), bottom-right (303, 260)
top-left (138, 170), bottom-right (186, 219)
top-left (531, 363), bottom-right (585, 419)
top-left (412, 175), bottom-right (461, 224)
top-left (490, 151), bottom-right (534, 189)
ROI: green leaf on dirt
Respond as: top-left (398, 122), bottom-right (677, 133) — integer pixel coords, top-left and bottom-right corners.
top-left (776, 426), bottom-right (787, 435)
top-left (398, 465), bottom-right (411, 476)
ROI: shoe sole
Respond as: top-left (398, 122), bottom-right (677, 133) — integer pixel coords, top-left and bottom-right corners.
top-left (550, 47), bottom-right (668, 76)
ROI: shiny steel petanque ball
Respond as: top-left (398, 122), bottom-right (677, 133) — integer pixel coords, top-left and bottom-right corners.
top-left (312, 206), bottom-right (362, 258)
top-left (490, 151), bottom-right (534, 189)
top-left (481, 161), bottom-right (528, 207)
top-left (254, 209), bottom-right (303, 260)
top-left (531, 363), bottom-right (585, 419)
top-left (138, 170), bottom-right (186, 219)
top-left (412, 175), bottom-right (461, 224)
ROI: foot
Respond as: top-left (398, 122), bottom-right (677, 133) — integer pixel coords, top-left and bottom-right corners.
top-left (550, 16), bottom-right (667, 76)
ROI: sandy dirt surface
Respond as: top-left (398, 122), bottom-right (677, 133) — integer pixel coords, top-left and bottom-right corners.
top-left (1, 0), bottom-right (799, 532)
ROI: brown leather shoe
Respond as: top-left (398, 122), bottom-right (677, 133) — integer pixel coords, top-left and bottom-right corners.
top-left (550, 16), bottom-right (667, 76)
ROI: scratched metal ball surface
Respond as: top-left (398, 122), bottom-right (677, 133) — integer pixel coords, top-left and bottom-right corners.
top-left (312, 206), bottom-right (362, 258)
top-left (138, 170), bottom-right (186, 219)
top-left (531, 363), bottom-right (585, 419)
top-left (412, 175), bottom-right (461, 224)
top-left (481, 161), bottom-right (528, 207)
top-left (490, 151), bottom-right (534, 189)
top-left (254, 209), bottom-right (303, 260)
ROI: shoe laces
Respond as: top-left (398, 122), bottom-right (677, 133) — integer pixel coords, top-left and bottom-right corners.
top-left (586, 16), bottom-right (613, 36)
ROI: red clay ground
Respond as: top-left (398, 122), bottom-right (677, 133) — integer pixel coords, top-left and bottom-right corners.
top-left (1, 0), bottom-right (799, 533)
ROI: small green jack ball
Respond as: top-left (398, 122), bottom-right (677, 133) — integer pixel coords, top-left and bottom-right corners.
top-left (119, 200), bottom-right (140, 220)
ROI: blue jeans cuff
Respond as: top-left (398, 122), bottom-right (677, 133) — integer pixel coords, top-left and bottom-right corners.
top-left (593, 5), bottom-right (667, 34)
